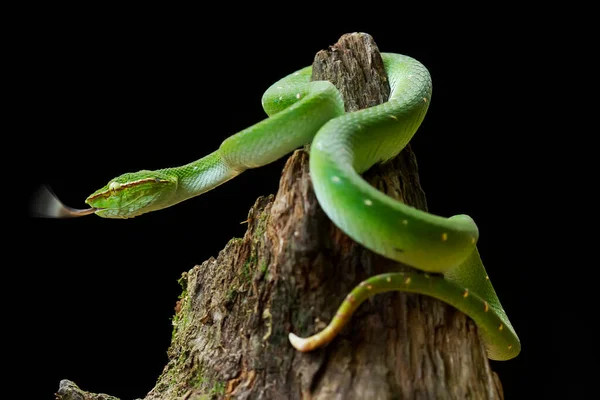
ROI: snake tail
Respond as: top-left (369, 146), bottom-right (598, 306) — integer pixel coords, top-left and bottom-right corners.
top-left (289, 269), bottom-right (520, 361)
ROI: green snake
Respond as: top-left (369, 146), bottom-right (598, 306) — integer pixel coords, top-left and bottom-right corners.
top-left (32, 52), bottom-right (520, 361)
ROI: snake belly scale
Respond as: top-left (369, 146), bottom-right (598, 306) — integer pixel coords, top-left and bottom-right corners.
top-left (33, 52), bottom-right (520, 361)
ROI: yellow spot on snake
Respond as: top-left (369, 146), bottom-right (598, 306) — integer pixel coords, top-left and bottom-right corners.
top-left (423, 97), bottom-right (428, 102)
top-left (484, 301), bottom-right (489, 312)
top-left (404, 277), bottom-right (411, 285)
top-left (463, 289), bottom-right (469, 298)
top-left (508, 345), bottom-right (513, 350)
top-left (364, 199), bottom-right (373, 206)
top-left (386, 276), bottom-right (391, 283)
top-left (471, 237), bottom-right (476, 244)
top-left (109, 181), bottom-right (121, 191)
top-left (366, 284), bottom-right (373, 290)
top-left (442, 233), bottom-right (448, 241)
top-left (347, 294), bottom-right (355, 304)
top-left (402, 219), bottom-right (408, 225)
top-left (485, 275), bottom-right (489, 280)
top-left (499, 324), bottom-right (504, 331)
top-left (390, 115), bottom-right (398, 120)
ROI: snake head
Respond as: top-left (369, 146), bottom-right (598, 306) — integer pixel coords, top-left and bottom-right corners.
top-left (85, 170), bottom-right (178, 219)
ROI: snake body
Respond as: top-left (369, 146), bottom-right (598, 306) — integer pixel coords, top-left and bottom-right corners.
top-left (36, 52), bottom-right (520, 361)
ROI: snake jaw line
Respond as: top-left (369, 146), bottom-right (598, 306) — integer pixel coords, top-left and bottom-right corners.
top-left (84, 172), bottom-right (179, 219)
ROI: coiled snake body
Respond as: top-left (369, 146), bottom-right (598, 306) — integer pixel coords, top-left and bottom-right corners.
top-left (34, 52), bottom-right (520, 361)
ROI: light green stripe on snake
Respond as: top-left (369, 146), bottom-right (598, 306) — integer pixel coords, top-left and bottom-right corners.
top-left (77, 53), bottom-right (519, 361)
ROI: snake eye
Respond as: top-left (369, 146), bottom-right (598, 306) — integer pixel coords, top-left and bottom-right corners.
top-left (109, 181), bottom-right (121, 192)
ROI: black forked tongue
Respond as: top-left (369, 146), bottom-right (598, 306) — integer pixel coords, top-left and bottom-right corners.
top-left (29, 185), bottom-right (97, 218)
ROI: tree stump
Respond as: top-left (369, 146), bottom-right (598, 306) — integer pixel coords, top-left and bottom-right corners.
top-left (56, 32), bottom-right (504, 400)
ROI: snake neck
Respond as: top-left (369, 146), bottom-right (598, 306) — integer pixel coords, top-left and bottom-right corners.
top-left (157, 150), bottom-right (241, 206)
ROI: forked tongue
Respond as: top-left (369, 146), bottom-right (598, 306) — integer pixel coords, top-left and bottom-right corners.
top-left (29, 185), bottom-right (97, 218)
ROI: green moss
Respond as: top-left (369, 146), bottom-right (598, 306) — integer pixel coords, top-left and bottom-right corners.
top-left (161, 349), bottom-right (192, 391)
top-left (226, 288), bottom-right (237, 301)
top-left (241, 261), bottom-right (250, 280)
top-left (191, 368), bottom-right (205, 388)
top-left (171, 272), bottom-right (191, 341)
top-left (210, 381), bottom-right (226, 396)
top-left (254, 212), bottom-right (268, 237)
top-left (228, 237), bottom-right (243, 246)
top-left (260, 262), bottom-right (268, 273)
top-left (177, 272), bottom-right (188, 292)
top-left (241, 254), bottom-right (258, 282)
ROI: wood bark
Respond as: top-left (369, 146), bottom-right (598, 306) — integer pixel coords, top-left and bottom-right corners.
top-left (56, 32), bottom-right (504, 400)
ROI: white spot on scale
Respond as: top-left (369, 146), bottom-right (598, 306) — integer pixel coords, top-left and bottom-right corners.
top-left (296, 93), bottom-right (301, 99)
top-left (193, 166), bottom-right (198, 170)
top-left (278, 96), bottom-right (283, 101)
top-left (364, 199), bottom-right (373, 206)
top-left (294, 72), bottom-right (299, 76)
top-left (331, 176), bottom-right (341, 183)
top-left (277, 86), bottom-right (283, 89)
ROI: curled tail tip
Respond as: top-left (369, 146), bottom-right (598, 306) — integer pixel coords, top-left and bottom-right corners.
top-left (288, 332), bottom-right (312, 352)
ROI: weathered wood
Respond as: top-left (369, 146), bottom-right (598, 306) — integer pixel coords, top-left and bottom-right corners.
top-left (56, 379), bottom-right (119, 400)
top-left (57, 32), bottom-right (504, 400)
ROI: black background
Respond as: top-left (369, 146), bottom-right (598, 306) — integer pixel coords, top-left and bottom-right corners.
top-left (14, 5), bottom-right (556, 400)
